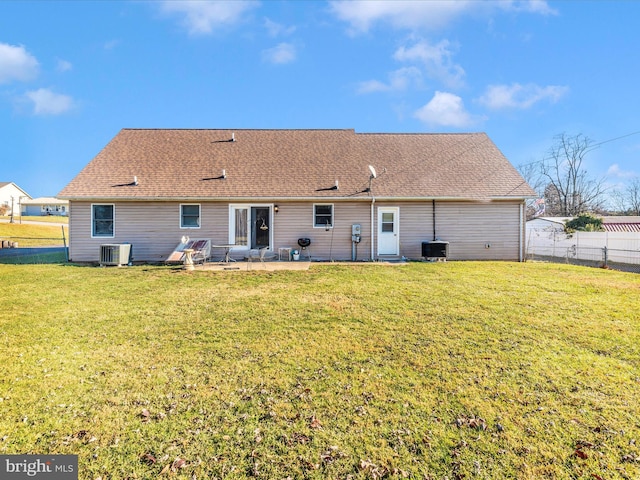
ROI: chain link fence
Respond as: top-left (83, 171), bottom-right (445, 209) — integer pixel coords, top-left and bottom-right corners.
top-left (527, 239), bottom-right (640, 274)
top-left (0, 236), bottom-right (68, 264)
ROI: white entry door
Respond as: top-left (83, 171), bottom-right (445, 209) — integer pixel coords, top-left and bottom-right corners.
top-left (378, 207), bottom-right (399, 256)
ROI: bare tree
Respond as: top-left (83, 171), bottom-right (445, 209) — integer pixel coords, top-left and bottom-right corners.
top-left (539, 133), bottom-right (608, 216)
top-left (628, 179), bottom-right (640, 215)
top-left (517, 160), bottom-right (546, 218)
top-left (612, 178), bottom-right (640, 215)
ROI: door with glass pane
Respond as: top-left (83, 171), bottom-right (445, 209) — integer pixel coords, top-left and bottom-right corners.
top-left (377, 207), bottom-right (399, 256)
top-left (230, 205), bottom-right (271, 250)
top-left (251, 207), bottom-right (270, 249)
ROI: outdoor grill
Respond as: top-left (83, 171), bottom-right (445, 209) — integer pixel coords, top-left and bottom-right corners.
top-left (297, 238), bottom-right (311, 260)
top-left (297, 238), bottom-right (311, 248)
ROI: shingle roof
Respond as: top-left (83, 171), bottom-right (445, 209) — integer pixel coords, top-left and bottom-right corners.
top-left (58, 129), bottom-right (535, 201)
top-left (22, 197), bottom-right (68, 205)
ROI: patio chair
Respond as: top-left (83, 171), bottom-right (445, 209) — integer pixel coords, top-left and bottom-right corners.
top-left (246, 247), bottom-right (276, 269)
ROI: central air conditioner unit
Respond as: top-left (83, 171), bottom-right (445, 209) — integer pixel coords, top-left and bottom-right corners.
top-left (100, 244), bottom-right (132, 266)
top-left (422, 241), bottom-right (449, 260)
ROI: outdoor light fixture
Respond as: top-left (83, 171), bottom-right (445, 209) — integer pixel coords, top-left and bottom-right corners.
top-left (274, 205), bottom-right (279, 213)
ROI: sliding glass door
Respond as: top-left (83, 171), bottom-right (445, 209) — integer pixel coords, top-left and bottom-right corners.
top-left (229, 205), bottom-right (272, 250)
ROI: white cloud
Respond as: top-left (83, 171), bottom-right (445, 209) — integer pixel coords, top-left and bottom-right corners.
top-left (264, 17), bottom-right (296, 37)
top-left (56, 59), bottom-right (73, 73)
top-left (394, 40), bottom-right (464, 88)
top-left (262, 42), bottom-right (296, 65)
top-left (160, 0), bottom-right (259, 35)
top-left (357, 66), bottom-right (422, 94)
top-left (414, 91), bottom-right (482, 128)
top-left (25, 88), bottom-right (74, 115)
top-left (0, 43), bottom-right (39, 84)
top-left (329, 0), bottom-right (555, 34)
top-left (329, 1), bottom-right (471, 34)
top-left (504, 0), bottom-right (558, 16)
top-left (477, 83), bottom-right (569, 109)
top-left (607, 164), bottom-right (637, 179)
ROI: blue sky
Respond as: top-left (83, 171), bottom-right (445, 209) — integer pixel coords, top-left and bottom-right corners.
top-left (1, 0), bottom-right (639, 199)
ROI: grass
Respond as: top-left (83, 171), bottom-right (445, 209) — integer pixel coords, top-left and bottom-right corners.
top-left (0, 222), bottom-right (67, 247)
top-left (0, 250), bottom-right (68, 265)
top-left (0, 261), bottom-right (639, 479)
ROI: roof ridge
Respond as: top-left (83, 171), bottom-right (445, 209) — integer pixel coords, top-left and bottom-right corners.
top-left (356, 132), bottom-right (486, 136)
top-left (120, 128), bottom-right (356, 132)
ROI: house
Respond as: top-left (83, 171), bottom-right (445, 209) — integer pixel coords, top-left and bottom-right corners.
top-left (58, 129), bottom-right (535, 264)
top-left (527, 215), bottom-right (640, 234)
top-left (526, 216), bottom-right (570, 235)
top-left (601, 216), bottom-right (640, 233)
top-left (21, 197), bottom-right (69, 216)
top-left (0, 182), bottom-right (31, 217)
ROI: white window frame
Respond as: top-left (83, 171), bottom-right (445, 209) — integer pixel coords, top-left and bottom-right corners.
top-left (180, 203), bottom-right (201, 229)
top-left (313, 203), bottom-right (334, 229)
top-left (91, 203), bottom-right (115, 238)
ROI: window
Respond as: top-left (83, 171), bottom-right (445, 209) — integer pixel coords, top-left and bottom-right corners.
top-left (92, 204), bottom-right (114, 237)
top-left (180, 204), bottom-right (200, 228)
top-left (314, 204), bottom-right (333, 228)
top-left (381, 212), bottom-right (394, 232)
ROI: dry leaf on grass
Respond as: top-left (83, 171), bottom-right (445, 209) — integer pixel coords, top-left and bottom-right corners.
top-left (140, 452), bottom-right (156, 465)
top-left (309, 416), bottom-right (322, 429)
top-left (172, 457), bottom-right (187, 471)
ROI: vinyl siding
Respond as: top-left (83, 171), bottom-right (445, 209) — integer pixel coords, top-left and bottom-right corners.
top-left (68, 199), bottom-right (524, 263)
top-left (270, 201), bottom-right (373, 262)
top-left (68, 201), bottom-right (228, 262)
top-left (431, 201), bottom-right (522, 260)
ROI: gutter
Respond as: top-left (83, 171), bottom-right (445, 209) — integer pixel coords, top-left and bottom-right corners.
top-left (58, 195), bottom-right (535, 202)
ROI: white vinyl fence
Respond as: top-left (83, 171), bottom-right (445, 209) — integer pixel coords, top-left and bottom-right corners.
top-left (526, 228), bottom-right (640, 272)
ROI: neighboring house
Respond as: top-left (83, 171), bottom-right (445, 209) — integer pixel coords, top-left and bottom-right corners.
top-left (21, 197), bottom-right (69, 217)
top-left (0, 182), bottom-right (31, 217)
top-left (527, 216), bottom-right (640, 234)
top-left (601, 216), bottom-right (640, 233)
top-left (526, 216), bottom-right (570, 234)
top-left (58, 129), bottom-right (535, 263)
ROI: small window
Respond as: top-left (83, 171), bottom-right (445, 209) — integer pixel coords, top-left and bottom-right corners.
top-left (181, 204), bottom-right (200, 228)
top-left (381, 212), bottom-right (394, 232)
top-left (314, 204), bottom-right (333, 228)
top-left (92, 204), bottom-right (114, 237)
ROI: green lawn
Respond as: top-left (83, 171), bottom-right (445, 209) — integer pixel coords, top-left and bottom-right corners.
top-left (0, 222), bottom-right (67, 247)
top-left (0, 262), bottom-right (639, 479)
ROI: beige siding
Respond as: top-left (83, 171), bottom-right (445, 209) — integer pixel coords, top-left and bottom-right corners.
top-left (271, 201), bottom-right (373, 261)
top-left (381, 200), bottom-right (522, 261)
top-left (430, 201), bottom-right (522, 261)
top-left (68, 199), bottom-right (524, 263)
top-left (68, 201), bottom-right (228, 262)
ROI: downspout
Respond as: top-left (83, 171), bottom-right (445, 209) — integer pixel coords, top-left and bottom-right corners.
top-left (519, 201), bottom-right (524, 262)
top-left (370, 196), bottom-right (376, 261)
top-left (432, 199), bottom-right (436, 241)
